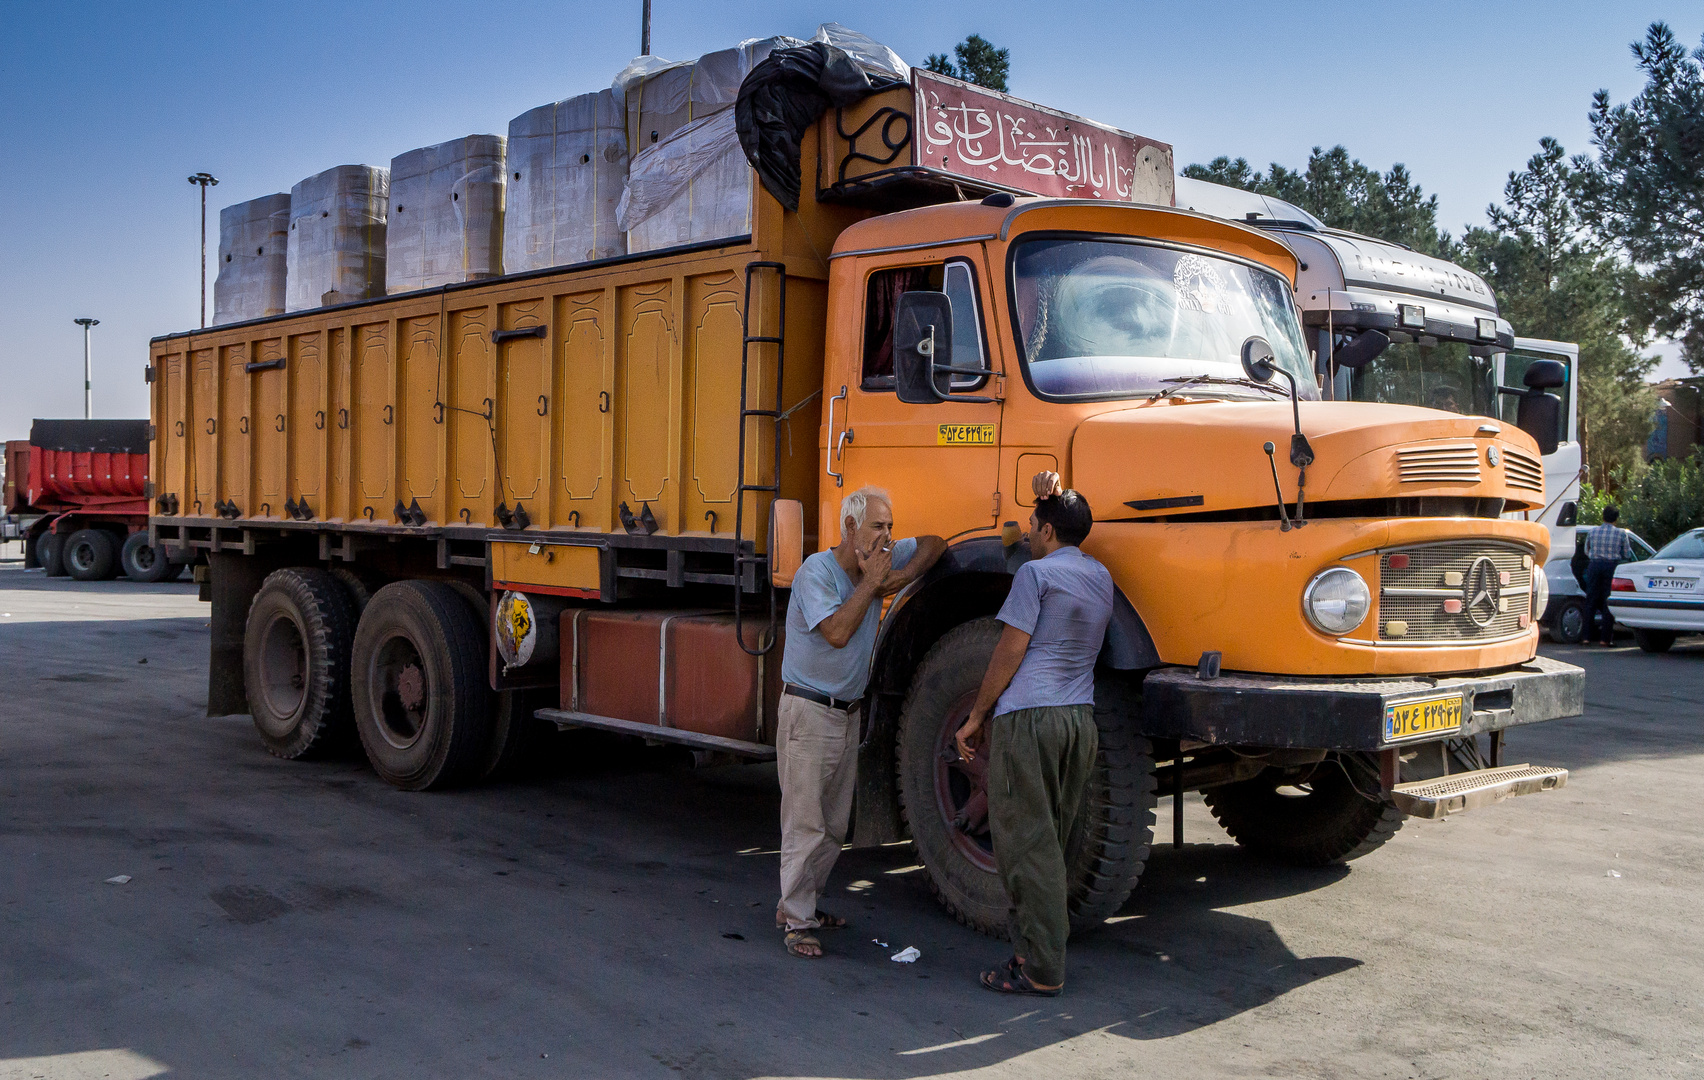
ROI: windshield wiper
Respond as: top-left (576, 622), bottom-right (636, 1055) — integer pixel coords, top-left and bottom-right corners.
top-left (1144, 375), bottom-right (1289, 405)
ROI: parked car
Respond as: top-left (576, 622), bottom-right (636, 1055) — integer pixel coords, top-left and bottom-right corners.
top-left (1543, 529), bottom-right (1656, 643)
top-left (1606, 528), bottom-right (1704, 652)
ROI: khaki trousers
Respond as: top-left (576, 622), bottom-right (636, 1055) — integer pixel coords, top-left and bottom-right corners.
top-left (987, 704), bottom-right (1097, 988)
top-left (776, 693), bottom-right (859, 931)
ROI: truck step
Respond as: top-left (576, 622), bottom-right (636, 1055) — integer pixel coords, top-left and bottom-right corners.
top-left (1390, 763), bottom-right (1568, 819)
top-left (535, 708), bottom-right (777, 762)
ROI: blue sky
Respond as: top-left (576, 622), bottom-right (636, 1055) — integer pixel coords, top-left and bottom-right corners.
top-left (0, 1), bottom-right (1695, 434)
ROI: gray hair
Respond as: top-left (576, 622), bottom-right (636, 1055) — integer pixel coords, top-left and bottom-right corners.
top-left (839, 486), bottom-right (892, 534)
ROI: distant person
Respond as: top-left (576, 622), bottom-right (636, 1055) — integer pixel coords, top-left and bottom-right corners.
top-left (776, 487), bottom-right (944, 959)
top-left (1428, 385), bottom-right (1460, 413)
top-left (955, 472), bottom-right (1113, 997)
top-left (1582, 505), bottom-right (1635, 645)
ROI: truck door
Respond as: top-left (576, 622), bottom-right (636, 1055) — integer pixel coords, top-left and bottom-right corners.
top-left (829, 251), bottom-right (1003, 543)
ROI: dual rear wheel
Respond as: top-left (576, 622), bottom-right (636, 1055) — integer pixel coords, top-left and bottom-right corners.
top-left (243, 571), bottom-right (535, 789)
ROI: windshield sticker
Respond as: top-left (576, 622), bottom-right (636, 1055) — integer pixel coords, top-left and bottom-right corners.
top-left (1174, 254), bottom-right (1232, 315)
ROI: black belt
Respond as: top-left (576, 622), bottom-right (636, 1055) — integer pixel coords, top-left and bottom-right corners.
top-left (784, 684), bottom-right (858, 712)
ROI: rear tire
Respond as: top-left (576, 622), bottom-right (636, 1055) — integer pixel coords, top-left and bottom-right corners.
top-left (36, 531), bottom-right (67, 577)
top-left (1633, 628), bottom-right (1676, 653)
top-left (121, 531), bottom-right (180, 582)
top-left (64, 529), bottom-right (117, 581)
top-left (1202, 752), bottom-right (1404, 866)
top-left (352, 580), bottom-right (492, 790)
top-left (243, 568), bottom-right (357, 759)
top-left (896, 618), bottom-right (1157, 937)
top-left (1549, 597), bottom-right (1586, 644)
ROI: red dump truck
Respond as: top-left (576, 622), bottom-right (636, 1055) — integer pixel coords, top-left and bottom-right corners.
top-left (7, 419), bottom-right (186, 582)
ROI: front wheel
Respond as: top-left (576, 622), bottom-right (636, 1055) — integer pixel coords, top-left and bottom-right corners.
top-left (1633, 628), bottom-right (1677, 653)
top-left (1202, 752), bottom-right (1404, 866)
top-left (896, 618), bottom-right (1156, 936)
top-left (1548, 597), bottom-right (1586, 644)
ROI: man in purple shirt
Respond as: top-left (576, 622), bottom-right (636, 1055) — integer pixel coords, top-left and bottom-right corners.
top-left (956, 471), bottom-right (1113, 996)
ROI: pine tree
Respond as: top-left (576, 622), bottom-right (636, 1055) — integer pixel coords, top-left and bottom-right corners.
top-left (924, 35), bottom-right (1010, 92)
top-left (1576, 22), bottom-right (1704, 372)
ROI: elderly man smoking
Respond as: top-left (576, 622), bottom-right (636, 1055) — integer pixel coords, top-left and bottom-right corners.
top-left (776, 486), bottom-right (944, 959)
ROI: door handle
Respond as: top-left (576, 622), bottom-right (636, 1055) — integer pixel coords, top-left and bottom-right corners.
top-left (825, 384), bottom-right (848, 488)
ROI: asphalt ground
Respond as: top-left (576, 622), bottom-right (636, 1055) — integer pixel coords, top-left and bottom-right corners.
top-left (1, 567), bottom-right (1700, 1079)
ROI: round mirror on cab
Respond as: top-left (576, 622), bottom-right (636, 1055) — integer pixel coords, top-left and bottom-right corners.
top-left (1241, 336), bottom-right (1276, 382)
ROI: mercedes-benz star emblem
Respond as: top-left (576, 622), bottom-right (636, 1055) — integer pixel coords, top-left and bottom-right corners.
top-left (1486, 445), bottom-right (1501, 467)
top-left (1464, 555), bottom-right (1502, 627)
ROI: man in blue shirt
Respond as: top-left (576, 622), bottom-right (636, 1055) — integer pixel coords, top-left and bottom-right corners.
top-left (1583, 504), bottom-right (1636, 644)
top-left (956, 471), bottom-right (1113, 996)
top-left (777, 486), bottom-right (944, 958)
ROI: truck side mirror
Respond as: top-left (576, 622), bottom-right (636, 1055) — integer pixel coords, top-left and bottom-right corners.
top-left (1332, 329), bottom-right (1390, 369)
top-left (893, 291), bottom-right (955, 404)
top-left (1240, 336), bottom-right (1276, 382)
top-left (1516, 392), bottom-right (1561, 456)
top-left (1522, 359), bottom-right (1567, 389)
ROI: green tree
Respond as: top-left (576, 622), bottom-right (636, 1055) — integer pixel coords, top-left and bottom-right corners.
top-left (1184, 146), bottom-right (1452, 257)
top-left (1576, 23), bottom-right (1704, 372)
top-left (1456, 138), bottom-right (1656, 488)
top-left (924, 34), bottom-right (1010, 92)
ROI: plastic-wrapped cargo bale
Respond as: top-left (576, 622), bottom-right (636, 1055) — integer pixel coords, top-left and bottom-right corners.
top-left (386, 135), bottom-right (506, 293)
top-left (811, 22), bottom-right (909, 79)
top-left (504, 89), bottom-right (626, 272)
top-left (619, 36), bottom-right (801, 253)
top-left (286, 165), bottom-right (389, 312)
top-left (213, 193), bottom-right (290, 325)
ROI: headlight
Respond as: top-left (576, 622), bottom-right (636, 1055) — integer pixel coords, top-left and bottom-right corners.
top-left (1302, 567), bottom-right (1371, 635)
top-left (1531, 563), bottom-right (1549, 626)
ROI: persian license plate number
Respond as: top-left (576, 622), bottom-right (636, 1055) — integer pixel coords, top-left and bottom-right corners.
top-left (937, 423), bottom-right (996, 446)
top-left (1647, 577), bottom-right (1696, 591)
top-left (1384, 694), bottom-right (1464, 742)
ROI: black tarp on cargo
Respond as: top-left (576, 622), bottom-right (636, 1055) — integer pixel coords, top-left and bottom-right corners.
top-left (29, 419), bottom-right (150, 455)
top-left (735, 43), bottom-right (903, 212)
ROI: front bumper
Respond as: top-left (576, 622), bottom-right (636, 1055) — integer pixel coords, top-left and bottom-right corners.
top-left (1141, 655), bottom-right (1583, 751)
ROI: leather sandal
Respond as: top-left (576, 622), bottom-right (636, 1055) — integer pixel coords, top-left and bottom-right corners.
top-left (784, 930), bottom-right (823, 958)
top-left (980, 957), bottom-right (1061, 996)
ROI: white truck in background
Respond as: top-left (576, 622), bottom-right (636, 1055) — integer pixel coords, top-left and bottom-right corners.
top-left (1175, 177), bottom-right (1590, 640)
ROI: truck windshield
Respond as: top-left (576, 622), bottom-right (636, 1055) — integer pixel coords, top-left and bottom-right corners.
top-left (1347, 341), bottom-right (1497, 418)
top-left (1011, 238), bottom-right (1315, 400)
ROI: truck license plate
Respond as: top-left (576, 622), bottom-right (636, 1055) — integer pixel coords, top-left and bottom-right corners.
top-left (937, 423), bottom-right (996, 446)
top-left (1384, 694), bottom-right (1464, 742)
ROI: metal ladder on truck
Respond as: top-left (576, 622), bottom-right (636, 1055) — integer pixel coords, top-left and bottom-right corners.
top-left (733, 261), bottom-right (787, 656)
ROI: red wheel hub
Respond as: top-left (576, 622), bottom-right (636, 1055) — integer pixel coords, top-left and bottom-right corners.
top-left (933, 691), bottom-right (998, 874)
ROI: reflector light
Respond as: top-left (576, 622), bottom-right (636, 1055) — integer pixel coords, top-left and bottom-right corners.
top-left (1387, 554), bottom-right (1410, 570)
top-left (1443, 599), bottom-right (1463, 614)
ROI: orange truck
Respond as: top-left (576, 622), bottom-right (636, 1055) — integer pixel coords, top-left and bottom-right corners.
top-left (147, 69), bottom-right (1581, 933)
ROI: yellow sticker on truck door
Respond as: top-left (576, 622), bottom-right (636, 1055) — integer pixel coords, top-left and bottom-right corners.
top-left (937, 423), bottom-right (996, 446)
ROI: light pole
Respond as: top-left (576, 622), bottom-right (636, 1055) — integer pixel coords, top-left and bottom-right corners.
top-left (74, 318), bottom-right (99, 419)
top-left (188, 172), bottom-right (220, 327)
top-left (641, 0), bottom-right (651, 54)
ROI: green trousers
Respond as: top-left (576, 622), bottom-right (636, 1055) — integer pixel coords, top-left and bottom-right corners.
top-left (987, 704), bottom-right (1097, 988)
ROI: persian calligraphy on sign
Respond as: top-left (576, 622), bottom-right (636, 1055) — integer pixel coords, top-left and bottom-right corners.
top-left (912, 70), bottom-right (1175, 205)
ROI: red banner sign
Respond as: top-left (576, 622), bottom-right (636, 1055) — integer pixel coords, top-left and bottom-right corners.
top-left (912, 70), bottom-right (1174, 205)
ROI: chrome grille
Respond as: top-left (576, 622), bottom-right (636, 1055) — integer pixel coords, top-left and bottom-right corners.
top-left (1397, 444), bottom-right (1481, 484)
top-left (1377, 541), bottom-right (1533, 642)
top-left (1504, 447), bottom-right (1544, 493)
